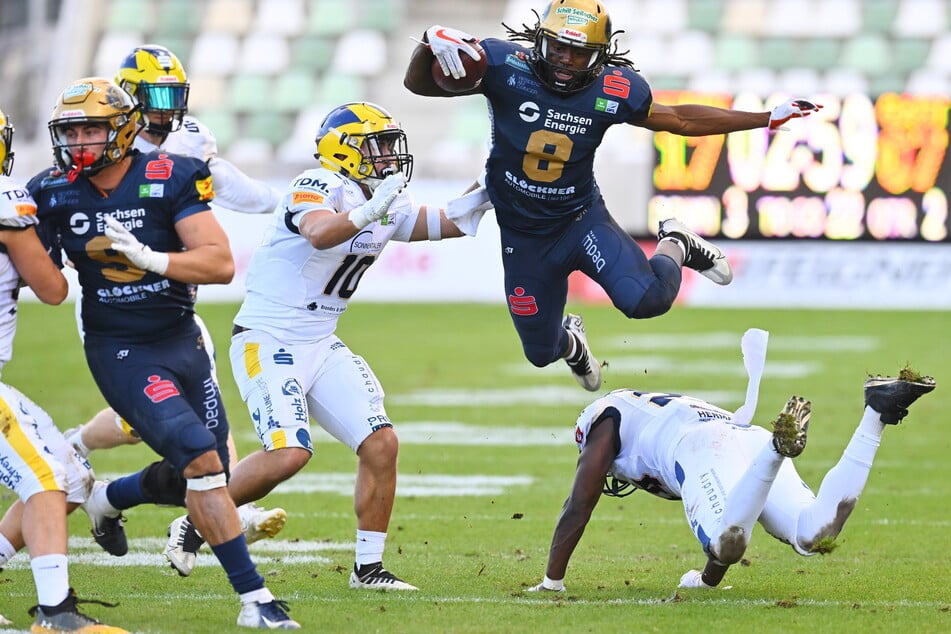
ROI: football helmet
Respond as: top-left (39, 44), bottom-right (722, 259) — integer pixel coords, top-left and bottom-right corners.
top-left (115, 45), bottom-right (189, 135)
top-left (532, 0), bottom-right (613, 94)
top-left (0, 109), bottom-right (13, 176)
top-left (314, 102), bottom-right (413, 190)
top-left (48, 77), bottom-right (142, 178)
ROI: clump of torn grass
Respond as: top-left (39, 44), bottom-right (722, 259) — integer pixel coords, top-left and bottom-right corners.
top-left (810, 536), bottom-right (839, 555)
top-left (868, 364), bottom-right (935, 385)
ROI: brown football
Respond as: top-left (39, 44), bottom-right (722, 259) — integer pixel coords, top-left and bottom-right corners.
top-left (431, 41), bottom-right (487, 93)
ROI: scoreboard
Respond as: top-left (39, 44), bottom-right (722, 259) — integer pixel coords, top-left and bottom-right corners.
top-left (648, 91), bottom-right (951, 241)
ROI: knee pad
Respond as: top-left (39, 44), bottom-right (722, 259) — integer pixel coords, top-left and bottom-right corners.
top-left (618, 255), bottom-right (681, 318)
top-left (626, 292), bottom-right (675, 319)
top-left (139, 459), bottom-right (187, 507)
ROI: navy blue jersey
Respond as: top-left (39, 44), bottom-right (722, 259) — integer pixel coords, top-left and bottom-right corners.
top-left (28, 150), bottom-right (214, 340)
top-left (479, 38), bottom-right (652, 235)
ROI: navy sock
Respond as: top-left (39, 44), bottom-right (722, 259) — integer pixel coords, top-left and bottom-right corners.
top-left (105, 471), bottom-right (148, 510)
top-left (211, 535), bottom-right (265, 595)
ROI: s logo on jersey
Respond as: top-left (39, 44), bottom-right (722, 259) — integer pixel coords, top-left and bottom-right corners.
top-left (508, 287), bottom-right (538, 316)
top-left (145, 155), bottom-right (174, 180)
top-left (143, 374), bottom-right (180, 403)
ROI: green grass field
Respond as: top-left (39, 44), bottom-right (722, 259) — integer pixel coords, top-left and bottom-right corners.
top-left (1, 301), bottom-right (949, 633)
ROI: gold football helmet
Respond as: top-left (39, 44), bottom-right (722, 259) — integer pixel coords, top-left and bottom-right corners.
top-left (0, 109), bottom-right (13, 176)
top-left (314, 102), bottom-right (413, 189)
top-left (48, 77), bottom-right (142, 177)
top-left (533, 0), bottom-right (613, 93)
top-left (115, 45), bottom-right (189, 135)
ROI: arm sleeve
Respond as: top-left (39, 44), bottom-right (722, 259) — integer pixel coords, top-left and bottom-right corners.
top-left (208, 156), bottom-right (282, 214)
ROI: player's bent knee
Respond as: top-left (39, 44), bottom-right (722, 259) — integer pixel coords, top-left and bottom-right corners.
top-left (607, 276), bottom-right (676, 319)
top-left (522, 343), bottom-right (561, 367)
top-left (712, 526), bottom-right (749, 565)
top-left (271, 446), bottom-right (312, 476)
top-left (358, 427), bottom-right (399, 463)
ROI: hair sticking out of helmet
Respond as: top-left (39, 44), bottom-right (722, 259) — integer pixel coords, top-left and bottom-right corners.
top-left (48, 77), bottom-right (142, 179)
top-left (313, 102), bottom-right (414, 190)
top-left (0, 110), bottom-right (14, 176)
top-left (115, 45), bottom-right (189, 136)
top-left (531, 0), bottom-right (613, 94)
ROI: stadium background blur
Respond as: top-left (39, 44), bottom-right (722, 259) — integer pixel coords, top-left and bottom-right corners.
top-left (2, 0), bottom-right (950, 307)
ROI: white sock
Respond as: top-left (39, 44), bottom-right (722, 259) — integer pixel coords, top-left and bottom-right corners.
top-left (68, 425), bottom-right (90, 457)
top-left (31, 554), bottom-right (68, 607)
top-left (660, 235), bottom-right (687, 260)
top-left (796, 407), bottom-right (883, 543)
top-left (0, 533), bottom-right (16, 567)
top-left (714, 442), bottom-right (784, 554)
top-left (239, 587), bottom-right (274, 605)
top-left (355, 530), bottom-right (386, 567)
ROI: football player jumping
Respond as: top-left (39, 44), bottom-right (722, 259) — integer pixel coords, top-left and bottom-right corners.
top-left (405, 0), bottom-right (821, 393)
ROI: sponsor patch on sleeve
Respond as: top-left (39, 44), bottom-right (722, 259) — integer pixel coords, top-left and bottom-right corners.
top-left (292, 191), bottom-right (325, 205)
top-left (195, 175), bottom-right (215, 201)
top-left (15, 202), bottom-right (37, 217)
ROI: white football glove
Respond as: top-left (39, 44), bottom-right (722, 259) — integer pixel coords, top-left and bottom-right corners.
top-left (678, 569), bottom-right (715, 589)
top-left (104, 215), bottom-right (169, 275)
top-left (349, 173), bottom-right (407, 229)
top-left (768, 99), bottom-right (822, 131)
top-left (525, 576), bottom-right (566, 593)
top-left (426, 25), bottom-right (481, 79)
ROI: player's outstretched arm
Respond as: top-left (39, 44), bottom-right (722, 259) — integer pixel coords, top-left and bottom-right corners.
top-left (208, 156), bottom-right (281, 215)
top-left (407, 206), bottom-right (466, 242)
top-left (528, 417), bottom-right (618, 591)
top-left (640, 99), bottom-right (821, 136)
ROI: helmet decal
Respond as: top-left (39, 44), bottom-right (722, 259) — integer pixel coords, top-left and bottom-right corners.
top-left (115, 45), bottom-right (189, 135)
top-left (313, 102), bottom-right (413, 189)
top-left (47, 77), bottom-right (142, 179)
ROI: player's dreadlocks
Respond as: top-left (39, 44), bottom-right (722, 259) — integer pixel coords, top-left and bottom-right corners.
top-left (502, 14), bottom-right (638, 72)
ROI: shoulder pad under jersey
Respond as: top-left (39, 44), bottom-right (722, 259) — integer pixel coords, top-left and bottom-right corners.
top-left (0, 176), bottom-right (38, 228)
top-left (163, 115), bottom-right (219, 162)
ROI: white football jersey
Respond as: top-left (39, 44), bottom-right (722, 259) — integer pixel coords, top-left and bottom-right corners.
top-left (233, 167), bottom-right (416, 343)
top-left (133, 114), bottom-right (217, 161)
top-left (575, 389), bottom-right (737, 500)
top-left (133, 116), bottom-right (279, 214)
top-left (0, 175), bottom-right (39, 373)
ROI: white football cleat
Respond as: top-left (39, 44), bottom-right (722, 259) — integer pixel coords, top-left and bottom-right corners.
top-left (239, 503), bottom-right (287, 545)
top-left (563, 313), bottom-right (602, 392)
top-left (236, 599), bottom-right (300, 629)
top-left (82, 480), bottom-right (127, 556)
top-left (165, 514), bottom-right (204, 577)
top-left (658, 217), bottom-right (733, 285)
top-left (349, 562), bottom-right (417, 590)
